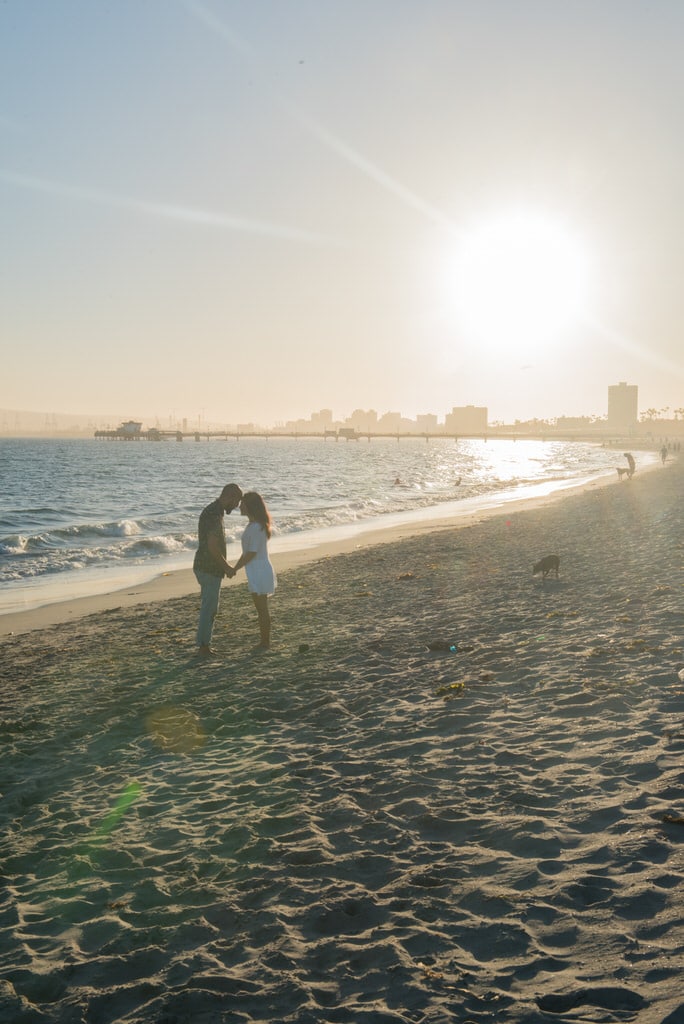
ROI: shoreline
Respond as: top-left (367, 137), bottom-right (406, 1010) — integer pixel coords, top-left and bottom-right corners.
top-left (0, 463), bottom-right (660, 637)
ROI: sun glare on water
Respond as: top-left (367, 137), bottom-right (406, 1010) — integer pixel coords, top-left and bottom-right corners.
top-left (451, 210), bottom-right (592, 353)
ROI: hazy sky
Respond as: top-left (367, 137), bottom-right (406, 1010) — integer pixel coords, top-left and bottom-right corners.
top-left (2, 0), bottom-right (683, 426)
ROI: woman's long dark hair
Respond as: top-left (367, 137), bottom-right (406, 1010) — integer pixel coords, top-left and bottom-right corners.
top-left (242, 491), bottom-right (272, 538)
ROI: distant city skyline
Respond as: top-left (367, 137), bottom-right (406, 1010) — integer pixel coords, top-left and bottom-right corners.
top-left (3, 381), bottom-right (684, 437)
top-left (2, 2), bottom-right (683, 426)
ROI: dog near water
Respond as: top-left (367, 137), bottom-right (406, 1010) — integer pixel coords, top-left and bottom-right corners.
top-left (616, 467), bottom-right (631, 480)
top-left (533, 554), bottom-right (560, 579)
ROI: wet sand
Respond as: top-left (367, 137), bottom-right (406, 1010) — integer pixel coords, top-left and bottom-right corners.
top-left (1, 459), bottom-right (682, 1023)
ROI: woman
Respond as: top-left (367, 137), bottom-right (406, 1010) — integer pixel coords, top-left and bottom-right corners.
top-left (231, 491), bottom-right (277, 650)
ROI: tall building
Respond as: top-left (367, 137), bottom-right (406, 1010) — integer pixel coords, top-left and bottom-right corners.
top-left (310, 409), bottom-right (333, 429)
top-left (377, 411), bottom-right (402, 432)
top-left (607, 382), bottom-right (638, 432)
top-left (347, 409), bottom-right (378, 432)
top-left (416, 413), bottom-right (439, 432)
top-left (444, 405), bottom-right (488, 434)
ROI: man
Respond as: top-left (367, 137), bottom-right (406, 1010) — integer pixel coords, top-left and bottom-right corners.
top-left (193, 483), bottom-right (242, 658)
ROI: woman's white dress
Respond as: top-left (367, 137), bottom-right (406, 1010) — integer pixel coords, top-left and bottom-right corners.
top-left (241, 522), bottom-right (277, 595)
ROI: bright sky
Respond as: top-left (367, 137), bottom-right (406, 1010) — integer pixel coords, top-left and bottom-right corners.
top-left (2, 0), bottom-right (683, 426)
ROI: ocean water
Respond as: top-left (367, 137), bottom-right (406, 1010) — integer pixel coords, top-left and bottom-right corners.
top-left (0, 436), bottom-right (654, 613)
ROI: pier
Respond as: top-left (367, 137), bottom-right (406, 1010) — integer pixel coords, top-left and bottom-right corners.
top-left (94, 427), bottom-right (464, 442)
top-left (93, 424), bottom-right (630, 445)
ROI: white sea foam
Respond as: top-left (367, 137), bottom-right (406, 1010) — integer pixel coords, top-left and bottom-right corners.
top-left (115, 518), bottom-right (141, 536)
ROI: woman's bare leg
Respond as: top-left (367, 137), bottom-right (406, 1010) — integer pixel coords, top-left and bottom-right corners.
top-left (251, 594), bottom-right (271, 648)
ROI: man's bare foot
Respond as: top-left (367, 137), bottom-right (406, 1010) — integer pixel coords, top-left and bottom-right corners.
top-left (198, 646), bottom-right (216, 659)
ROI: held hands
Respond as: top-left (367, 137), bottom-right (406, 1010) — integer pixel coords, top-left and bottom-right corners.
top-left (225, 564), bottom-right (237, 579)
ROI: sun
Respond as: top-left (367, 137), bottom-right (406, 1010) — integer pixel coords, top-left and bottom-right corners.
top-left (451, 210), bottom-right (592, 353)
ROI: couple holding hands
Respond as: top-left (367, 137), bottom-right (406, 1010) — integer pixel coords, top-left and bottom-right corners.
top-left (193, 483), bottom-right (276, 658)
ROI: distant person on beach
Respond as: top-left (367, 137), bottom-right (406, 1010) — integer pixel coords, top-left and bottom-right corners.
top-left (624, 452), bottom-right (636, 478)
top-left (231, 491), bottom-right (277, 651)
top-left (193, 483), bottom-right (242, 658)
top-left (660, 445), bottom-right (668, 464)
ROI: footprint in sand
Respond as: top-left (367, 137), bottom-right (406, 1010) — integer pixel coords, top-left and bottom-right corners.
top-left (537, 987), bottom-right (646, 1014)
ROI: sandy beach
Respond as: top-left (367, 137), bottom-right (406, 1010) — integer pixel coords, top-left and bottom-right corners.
top-left (1, 459), bottom-right (682, 1024)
